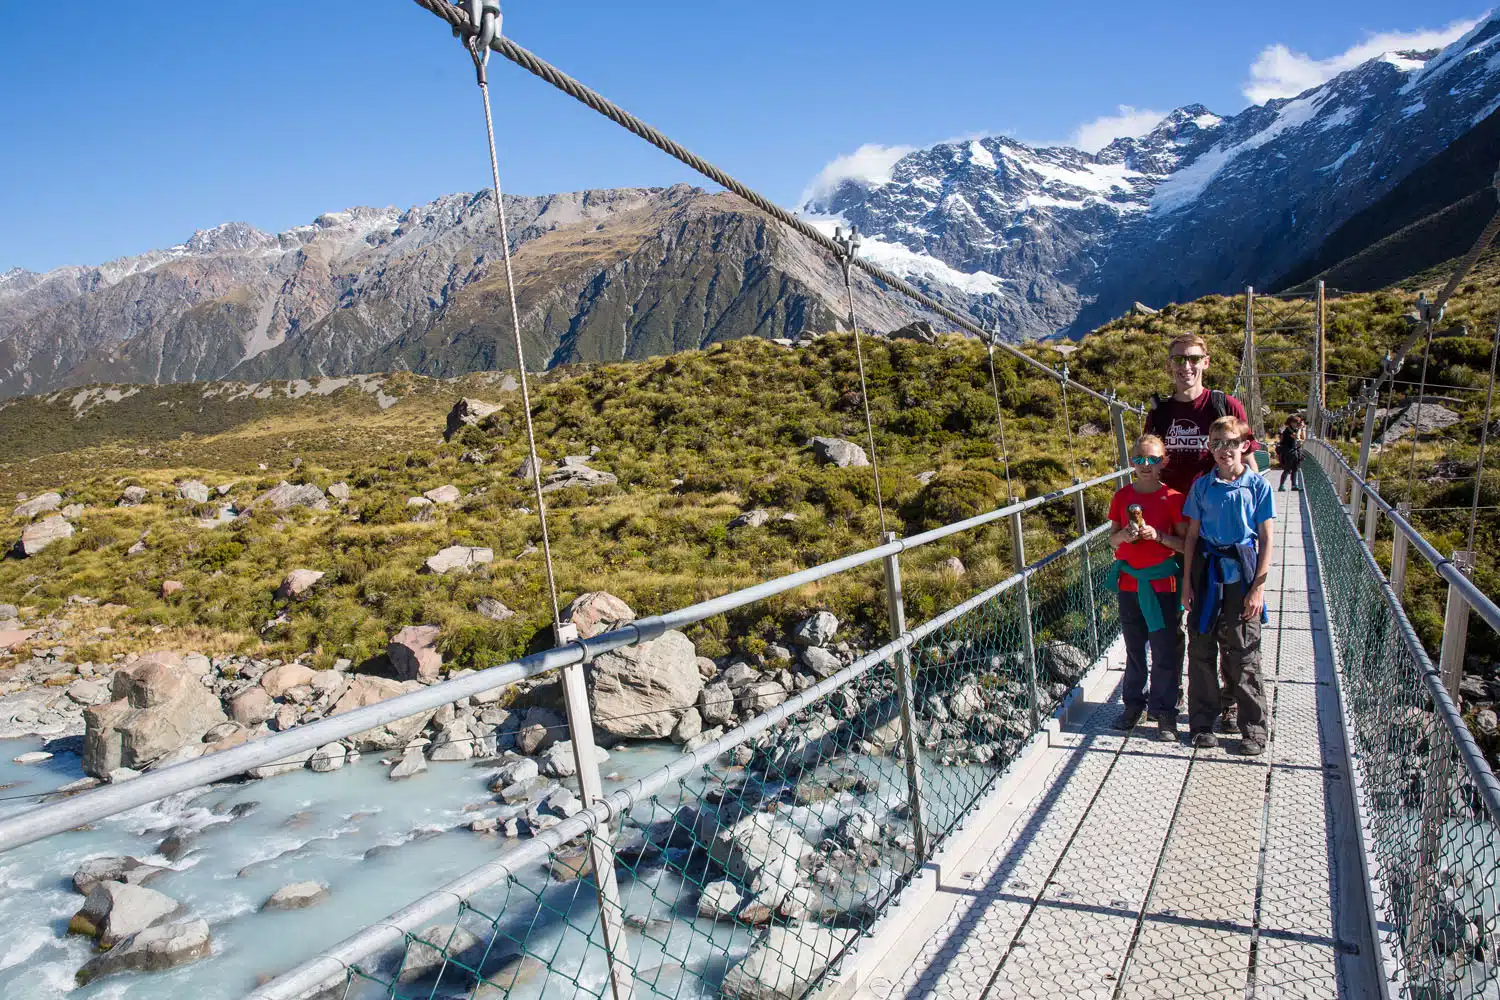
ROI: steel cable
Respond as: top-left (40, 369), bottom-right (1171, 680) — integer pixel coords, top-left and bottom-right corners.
top-left (836, 241), bottom-right (888, 535)
top-left (985, 338), bottom-right (1015, 499)
top-left (465, 29), bottom-right (564, 629)
top-left (409, 0), bottom-right (1137, 415)
top-left (1468, 311), bottom-right (1500, 551)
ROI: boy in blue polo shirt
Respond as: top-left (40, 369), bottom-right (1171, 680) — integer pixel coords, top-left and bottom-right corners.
top-left (1182, 415), bottom-right (1275, 754)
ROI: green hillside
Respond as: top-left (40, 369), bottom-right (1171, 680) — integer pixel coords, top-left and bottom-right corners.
top-left (0, 259), bottom-right (1495, 731)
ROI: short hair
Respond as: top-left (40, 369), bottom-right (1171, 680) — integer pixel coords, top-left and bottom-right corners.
top-left (1168, 333), bottom-right (1208, 355)
top-left (1209, 414), bottom-right (1250, 439)
top-left (1131, 433), bottom-right (1166, 456)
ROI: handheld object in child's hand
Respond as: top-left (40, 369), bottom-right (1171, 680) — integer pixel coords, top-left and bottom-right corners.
top-left (1128, 504), bottom-right (1145, 530)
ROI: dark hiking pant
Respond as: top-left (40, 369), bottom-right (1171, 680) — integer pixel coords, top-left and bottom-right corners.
top-left (1279, 458), bottom-right (1302, 489)
top-left (1119, 588), bottom-right (1182, 720)
top-left (1188, 581), bottom-right (1267, 740)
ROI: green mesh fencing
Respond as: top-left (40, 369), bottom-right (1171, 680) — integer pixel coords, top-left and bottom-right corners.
top-left (1304, 455), bottom-right (1500, 1000)
top-left (310, 532), bottom-right (1119, 1000)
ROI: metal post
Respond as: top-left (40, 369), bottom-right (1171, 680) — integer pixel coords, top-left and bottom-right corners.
top-left (882, 531), bottom-right (928, 864)
top-left (555, 622), bottom-right (634, 1000)
top-left (1073, 480), bottom-right (1100, 659)
top-left (1439, 551), bottom-right (1476, 701)
top-left (1351, 394), bottom-right (1378, 521)
top-left (1391, 504), bottom-right (1412, 598)
top-left (1363, 478), bottom-right (1380, 552)
top-left (1110, 401), bottom-right (1130, 470)
top-left (1009, 509), bottom-right (1042, 731)
top-left (1244, 286), bottom-right (1260, 437)
top-left (1306, 284), bottom-right (1322, 439)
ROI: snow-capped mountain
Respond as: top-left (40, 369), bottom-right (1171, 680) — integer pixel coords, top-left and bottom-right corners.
top-left (802, 13), bottom-right (1500, 337)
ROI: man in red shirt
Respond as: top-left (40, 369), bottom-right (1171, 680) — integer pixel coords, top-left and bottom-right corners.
top-left (1144, 332), bottom-right (1256, 733)
top-left (1107, 433), bottom-right (1187, 742)
top-left (1146, 333), bottom-right (1256, 496)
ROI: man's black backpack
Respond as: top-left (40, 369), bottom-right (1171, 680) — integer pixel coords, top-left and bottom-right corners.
top-left (1278, 426), bottom-right (1303, 460)
top-left (1145, 389), bottom-right (1228, 438)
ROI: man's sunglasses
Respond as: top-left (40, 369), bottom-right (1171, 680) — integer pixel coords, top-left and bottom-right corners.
top-left (1209, 437), bottom-right (1244, 451)
top-left (1169, 354), bottom-right (1208, 366)
top-left (1130, 455), bottom-right (1163, 466)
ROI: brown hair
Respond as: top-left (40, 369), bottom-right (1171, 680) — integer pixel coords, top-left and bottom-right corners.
top-left (1168, 333), bottom-right (1208, 355)
top-left (1209, 414), bottom-right (1250, 439)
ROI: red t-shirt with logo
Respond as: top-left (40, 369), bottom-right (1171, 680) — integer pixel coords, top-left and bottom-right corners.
top-left (1109, 483), bottom-right (1185, 593)
top-left (1149, 391), bottom-right (1254, 494)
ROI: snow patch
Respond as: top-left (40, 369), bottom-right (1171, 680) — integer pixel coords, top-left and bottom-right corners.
top-left (1152, 91), bottom-right (1326, 214)
top-left (1320, 140), bottom-right (1363, 172)
top-left (804, 217), bottom-right (1003, 296)
top-left (1192, 113), bottom-right (1223, 129)
top-left (968, 140), bottom-right (996, 170)
top-left (1401, 101), bottom-right (1427, 118)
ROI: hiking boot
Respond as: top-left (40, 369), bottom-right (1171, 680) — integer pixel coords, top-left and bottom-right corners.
top-left (1191, 731), bottom-right (1219, 749)
top-left (1237, 736), bottom-right (1266, 756)
top-left (1114, 708), bottom-right (1144, 731)
top-left (1155, 714), bottom-right (1179, 743)
top-left (1218, 705), bottom-right (1240, 735)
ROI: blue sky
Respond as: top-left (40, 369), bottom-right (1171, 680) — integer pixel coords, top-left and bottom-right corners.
top-left (0, 1), bottom-right (1485, 272)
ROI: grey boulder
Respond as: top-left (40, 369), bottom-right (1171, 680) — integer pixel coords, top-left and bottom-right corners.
top-left (76, 919), bottom-right (211, 985)
top-left (587, 630), bottom-right (702, 739)
top-left (811, 437), bottom-right (869, 468)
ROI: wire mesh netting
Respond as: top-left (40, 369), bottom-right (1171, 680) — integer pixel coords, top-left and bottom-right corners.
top-left (307, 534), bottom-right (1119, 1000)
top-left (1304, 455), bottom-right (1500, 1000)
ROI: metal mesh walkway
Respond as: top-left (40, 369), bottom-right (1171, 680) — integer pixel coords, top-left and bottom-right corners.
top-left (843, 491), bottom-right (1384, 1000)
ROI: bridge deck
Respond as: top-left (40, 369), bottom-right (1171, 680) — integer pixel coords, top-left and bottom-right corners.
top-left (840, 492), bottom-right (1385, 999)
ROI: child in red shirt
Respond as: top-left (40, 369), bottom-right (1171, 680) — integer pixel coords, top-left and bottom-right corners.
top-left (1107, 433), bottom-right (1187, 742)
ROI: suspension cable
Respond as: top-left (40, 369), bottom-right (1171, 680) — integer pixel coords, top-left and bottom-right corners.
top-left (1403, 317), bottom-right (1437, 508)
top-left (464, 11), bottom-right (563, 628)
top-left (984, 328), bottom-right (1015, 500)
top-left (1468, 310), bottom-right (1500, 551)
top-left (833, 226), bottom-right (888, 535)
top-left (1058, 363), bottom-right (1080, 482)
top-left (407, 0), bottom-right (1138, 415)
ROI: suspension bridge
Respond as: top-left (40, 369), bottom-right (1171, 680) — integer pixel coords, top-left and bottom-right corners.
top-left (2, 2), bottom-right (1499, 998)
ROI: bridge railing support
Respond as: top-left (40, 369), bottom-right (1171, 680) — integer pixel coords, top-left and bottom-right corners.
top-left (1109, 400), bottom-right (1130, 470)
top-left (1390, 502), bottom-right (1411, 597)
top-left (1073, 479), bottom-right (1100, 659)
top-left (1362, 478), bottom-right (1380, 552)
top-left (882, 531), bottom-right (928, 865)
top-left (1009, 506), bottom-right (1042, 732)
top-left (1438, 551), bottom-right (1476, 701)
top-left (555, 622), bottom-right (634, 1000)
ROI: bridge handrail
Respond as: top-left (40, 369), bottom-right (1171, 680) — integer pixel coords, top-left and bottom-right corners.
top-left (0, 468), bottom-right (1129, 855)
top-left (1306, 439), bottom-right (1500, 825)
top-left (1311, 439), bottom-right (1500, 637)
top-left (244, 522), bottom-right (1113, 1000)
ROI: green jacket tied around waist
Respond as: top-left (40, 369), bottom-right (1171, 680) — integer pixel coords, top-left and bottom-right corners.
top-left (1107, 557), bottom-right (1181, 632)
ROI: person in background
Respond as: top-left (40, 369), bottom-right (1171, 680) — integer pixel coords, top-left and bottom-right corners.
top-left (1145, 333), bottom-right (1257, 496)
top-left (1276, 414), bottom-right (1306, 491)
top-left (1182, 415), bottom-right (1275, 756)
top-left (1107, 434), bottom-right (1187, 742)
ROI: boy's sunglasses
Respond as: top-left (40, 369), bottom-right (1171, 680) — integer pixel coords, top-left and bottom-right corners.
top-left (1130, 455), bottom-right (1163, 466)
top-left (1169, 354), bottom-right (1208, 366)
top-left (1209, 437), bottom-right (1244, 451)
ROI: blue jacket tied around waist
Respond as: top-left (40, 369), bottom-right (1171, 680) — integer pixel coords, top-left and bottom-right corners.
top-left (1191, 540), bottom-right (1268, 634)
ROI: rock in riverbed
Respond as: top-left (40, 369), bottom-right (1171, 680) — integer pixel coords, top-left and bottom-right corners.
top-left (76, 919), bottom-right (211, 985)
top-left (263, 881), bottom-right (329, 911)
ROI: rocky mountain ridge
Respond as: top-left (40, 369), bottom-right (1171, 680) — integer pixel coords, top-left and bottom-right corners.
top-left (0, 186), bottom-right (924, 402)
top-left (802, 16), bottom-right (1500, 336)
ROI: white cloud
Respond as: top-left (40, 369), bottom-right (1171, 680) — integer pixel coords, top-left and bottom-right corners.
top-left (1068, 106), bottom-right (1169, 153)
top-left (798, 143), bottom-right (915, 210)
top-left (1243, 17), bottom-right (1479, 104)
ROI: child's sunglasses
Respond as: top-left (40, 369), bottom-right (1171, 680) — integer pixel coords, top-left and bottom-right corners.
top-left (1130, 455), bottom-right (1163, 466)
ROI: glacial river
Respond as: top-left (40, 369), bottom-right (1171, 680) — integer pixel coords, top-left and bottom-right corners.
top-left (0, 737), bottom-right (928, 999)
